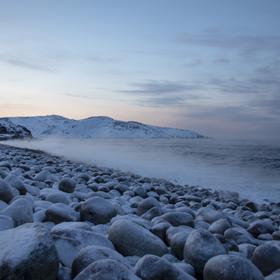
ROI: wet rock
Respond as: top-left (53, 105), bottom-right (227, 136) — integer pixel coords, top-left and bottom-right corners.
top-left (45, 203), bottom-right (79, 224)
top-left (135, 254), bottom-right (195, 280)
top-left (51, 225), bottom-right (114, 267)
top-left (204, 254), bottom-right (263, 280)
top-left (161, 212), bottom-right (194, 227)
top-left (248, 220), bottom-right (274, 237)
top-left (1, 198), bottom-right (33, 226)
top-left (137, 197), bottom-right (160, 215)
top-left (71, 245), bottom-right (129, 278)
top-left (0, 178), bottom-right (14, 203)
top-left (74, 259), bottom-right (140, 280)
top-left (4, 174), bottom-right (27, 195)
top-left (224, 227), bottom-right (257, 245)
top-left (196, 207), bottom-right (226, 224)
top-left (251, 243), bottom-right (280, 276)
top-left (184, 229), bottom-right (226, 274)
top-left (265, 270), bottom-right (280, 280)
top-left (46, 191), bottom-right (71, 205)
top-left (209, 218), bottom-right (231, 235)
top-left (80, 197), bottom-right (117, 224)
top-left (0, 223), bottom-right (59, 280)
top-left (58, 178), bottom-right (76, 193)
top-left (108, 219), bottom-right (168, 257)
top-left (0, 214), bottom-right (14, 231)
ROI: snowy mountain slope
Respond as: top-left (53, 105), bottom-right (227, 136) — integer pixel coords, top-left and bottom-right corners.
top-left (0, 118), bottom-right (32, 140)
top-left (9, 115), bottom-right (205, 139)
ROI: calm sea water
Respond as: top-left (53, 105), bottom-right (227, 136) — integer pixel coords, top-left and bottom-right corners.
top-left (3, 138), bottom-right (280, 202)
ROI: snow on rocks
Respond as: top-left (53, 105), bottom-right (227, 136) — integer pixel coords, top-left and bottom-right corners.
top-left (0, 143), bottom-right (279, 279)
top-left (0, 223), bottom-right (59, 279)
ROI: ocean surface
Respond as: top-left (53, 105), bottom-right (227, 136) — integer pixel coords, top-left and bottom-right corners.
top-left (2, 138), bottom-right (280, 202)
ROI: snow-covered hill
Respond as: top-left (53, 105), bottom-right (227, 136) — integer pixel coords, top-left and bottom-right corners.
top-left (8, 115), bottom-right (204, 139)
top-left (0, 118), bottom-right (32, 140)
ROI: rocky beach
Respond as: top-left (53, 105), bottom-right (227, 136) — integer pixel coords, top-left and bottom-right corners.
top-left (0, 143), bottom-right (279, 280)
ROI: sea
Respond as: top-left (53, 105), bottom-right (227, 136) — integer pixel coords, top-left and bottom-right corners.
top-left (2, 138), bottom-right (280, 202)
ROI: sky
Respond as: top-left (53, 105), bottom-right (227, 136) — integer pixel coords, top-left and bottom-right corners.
top-left (0, 0), bottom-right (279, 139)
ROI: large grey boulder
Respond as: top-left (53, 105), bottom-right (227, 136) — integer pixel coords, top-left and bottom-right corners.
top-left (161, 212), bottom-right (194, 227)
top-left (184, 229), bottom-right (226, 274)
top-left (108, 220), bottom-right (168, 257)
top-left (137, 197), bottom-right (160, 215)
top-left (51, 225), bottom-right (114, 267)
top-left (71, 245), bottom-right (129, 278)
top-left (0, 178), bottom-right (14, 203)
top-left (0, 215), bottom-right (14, 231)
top-left (45, 203), bottom-right (79, 224)
top-left (4, 174), bottom-right (27, 195)
top-left (204, 254), bottom-right (264, 280)
top-left (74, 259), bottom-right (140, 280)
top-left (135, 254), bottom-right (195, 280)
top-left (0, 223), bottom-right (59, 280)
top-left (1, 198), bottom-right (33, 226)
top-left (80, 197), bottom-right (117, 224)
top-left (251, 244), bottom-right (280, 276)
top-left (58, 178), bottom-right (76, 193)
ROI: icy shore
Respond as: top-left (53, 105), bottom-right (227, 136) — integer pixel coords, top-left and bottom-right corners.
top-left (0, 143), bottom-right (279, 280)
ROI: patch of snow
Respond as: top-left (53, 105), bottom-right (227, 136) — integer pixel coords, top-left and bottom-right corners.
top-left (9, 115), bottom-right (204, 139)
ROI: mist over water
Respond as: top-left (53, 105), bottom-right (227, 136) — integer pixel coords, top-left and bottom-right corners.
top-left (2, 138), bottom-right (280, 202)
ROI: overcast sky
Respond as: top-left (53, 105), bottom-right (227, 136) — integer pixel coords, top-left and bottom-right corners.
top-left (0, 0), bottom-right (279, 139)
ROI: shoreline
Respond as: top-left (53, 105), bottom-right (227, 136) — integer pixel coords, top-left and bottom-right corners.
top-left (0, 143), bottom-right (279, 279)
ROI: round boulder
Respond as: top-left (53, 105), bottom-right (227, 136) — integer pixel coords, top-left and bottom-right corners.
top-left (74, 259), bottom-right (140, 280)
top-left (80, 197), bottom-right (117, 224)
top-left (184, 229), bottom-right (226, 274)
top-left (108, 219), bottom-right (168, 257)
top-left (58, 178), bottom-right (76, 193)
top-left (204, 254), bottom-right (264, 280)
top-left (0, 178), bottom-right (14, 203)
top-left (251, 244), bottom-right (280, 276)
top-left (0, 223), bottom-right (59, 279)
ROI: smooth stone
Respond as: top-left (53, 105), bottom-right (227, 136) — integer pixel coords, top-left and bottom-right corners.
top-left (204, 254), bottom-right (264, 280)
top-left (135, 254), bottom-right (195, 280)
top-left (0, 223), bottom-right (59, 280)
top-left (161, 212), bottom-right (194, 227)
top-left (184, 229), bottom-right (226, 274)
top-left (4, 174), bottom-right (27, 195)
top-left (0, 214), bottom-right (14, 231)
top-left (238, 243), bottom-right (256, 259)
top-left (196, 207), bottom-right (226, 224)
top-left (209, 218), bottom-right (231, 235)
top-left (108, 219), bottom-right (168, 257)
top-left (71, 245), bottom-right (129, 278)
top-left (251, 244), bottom-right (280, 276)
top-left (265, 269), bottom-right (280, 280)
top-left (0, 178), bottom-right (14, 203)
top-left (248, 220), bottom-right (274, 237)
top-left (80, 197), bottom-right (117, 224)
top-left (170, 229), bottom-right (193, 260)
top-left (45, 203), bottom-right (79, 224)
top-left (58, 178), bottom-right (76, 193)
top-left (1, 198), bottom-right (33, 226)
top-left (224, 227), bottom-right (257, 245)
top-left (137, 197), bottom-right (160, 215)
top-left (51, 227), bottom-right (114, 267)
top-left (74, 259), bottom-right (140, 280)
top-left (46, 192), bottom-right (71, 205)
